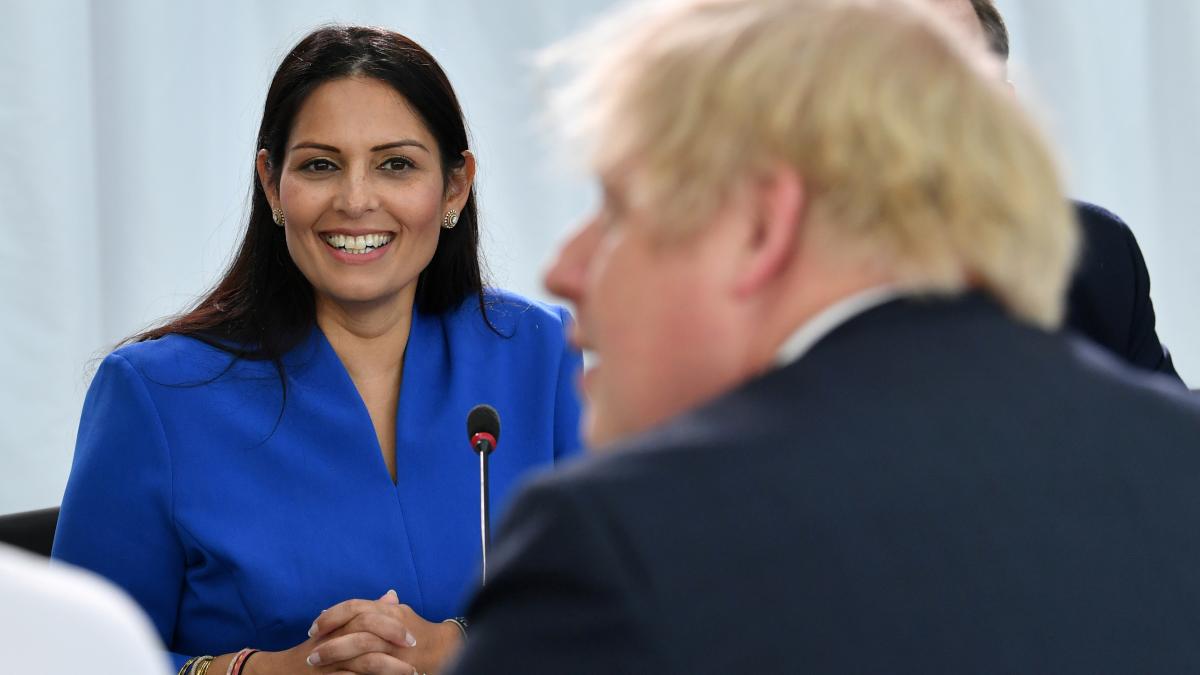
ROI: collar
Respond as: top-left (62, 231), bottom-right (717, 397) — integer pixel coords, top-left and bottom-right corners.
top-left (772, 285), bottom-right (903, 368)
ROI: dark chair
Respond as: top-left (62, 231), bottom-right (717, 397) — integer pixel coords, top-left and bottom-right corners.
top-left (0, 506), bottom-right (59, 557)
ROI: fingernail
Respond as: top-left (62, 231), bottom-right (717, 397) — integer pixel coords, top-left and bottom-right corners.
top-left (308, 620), bottom-right (318, 638)
top-left (406, 630), bottom-right (417, 647)
top-left (306, 652), bottom-right (321, 666)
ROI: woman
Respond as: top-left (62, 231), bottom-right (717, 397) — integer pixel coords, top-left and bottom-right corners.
top-left (52, 26), bottom-right (582, 675)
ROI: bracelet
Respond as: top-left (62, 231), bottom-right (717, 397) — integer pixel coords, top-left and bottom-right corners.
top-left (178, 656), bottom-right (214, 675)
top-left (195, 656), bottom-right (216, 675)
top-left (444, 617), bottom-right (469, 640)
top-left (226, 648), bottom-right (260, 675)
top-left (237, 650), bottom-right (259, 675)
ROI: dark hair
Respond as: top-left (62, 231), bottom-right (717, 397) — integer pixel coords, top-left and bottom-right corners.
top-left (129, 25), bottom-right (486, 363)
top-left (969, 0), bottom-right (1010, 60)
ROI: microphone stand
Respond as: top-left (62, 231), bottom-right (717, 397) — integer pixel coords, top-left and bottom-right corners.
top-left (475, 437), bottom-right (492, 584)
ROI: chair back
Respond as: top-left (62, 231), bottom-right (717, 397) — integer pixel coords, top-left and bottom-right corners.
top-left (0, 507), bottom-right (59, 557)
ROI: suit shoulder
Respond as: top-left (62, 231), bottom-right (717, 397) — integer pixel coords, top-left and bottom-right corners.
top-left (1074, 200), bottom-right (1130, 230)
top-left (1073, 200), bottom-right (1140, 252)
top-left (482, 288), bottom-right (572, 328)
top-left (108, 334), bottom-right (239, 383)
top-left (523, 424), bottom-right (717, 505)
top-left (1064, 335), bottom-right (1198, 414)
top-left (445, 288), bottom-right (573, 348)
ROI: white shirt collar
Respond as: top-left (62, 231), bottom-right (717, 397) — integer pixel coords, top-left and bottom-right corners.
top-left (773, 285), bottom-right (902, 368)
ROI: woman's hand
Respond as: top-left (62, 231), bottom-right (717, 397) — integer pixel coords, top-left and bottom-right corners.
top-left (244, 591), bottom-right (422, 675)
top-left (306, 590), bottom-right (465, 675)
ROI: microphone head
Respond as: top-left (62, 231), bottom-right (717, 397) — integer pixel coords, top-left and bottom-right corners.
top-left (467, 404), bottom-right (501, 452)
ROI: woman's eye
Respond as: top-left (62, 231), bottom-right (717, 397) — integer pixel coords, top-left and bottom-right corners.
top-left (301, 158), bottom-right (338, 172)
top-left (380, 157), bottom-right (413, 172)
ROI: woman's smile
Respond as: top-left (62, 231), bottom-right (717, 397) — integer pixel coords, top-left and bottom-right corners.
top-left (317, 230), bottom-right (396, 265)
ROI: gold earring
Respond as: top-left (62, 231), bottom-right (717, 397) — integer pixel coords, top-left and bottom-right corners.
top-left (272, 208), bottom-right (285, 227)
top-left (442, 210), bottom-right (459, 230)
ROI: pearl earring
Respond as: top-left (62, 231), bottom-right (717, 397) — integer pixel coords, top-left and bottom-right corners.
top-left (442, 210), bottom-right (459, 230)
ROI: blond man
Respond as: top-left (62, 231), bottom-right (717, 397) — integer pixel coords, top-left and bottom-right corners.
top-left (449, 0), bottom-right (1200, 672)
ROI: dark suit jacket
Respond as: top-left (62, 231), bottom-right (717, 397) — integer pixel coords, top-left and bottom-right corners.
top-left (449, 295), bottom-right (1200, 674)
top-left (1069, 201), bottom-right (1179, 380)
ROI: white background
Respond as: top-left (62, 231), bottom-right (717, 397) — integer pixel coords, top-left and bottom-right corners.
top-left (1, 0), bottom-right (1196, 512)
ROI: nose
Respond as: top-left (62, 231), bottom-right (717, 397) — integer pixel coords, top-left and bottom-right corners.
top-left (333, 167), bottom-right (378, 219)
top-left (544, 216), bottom-right (602, 306)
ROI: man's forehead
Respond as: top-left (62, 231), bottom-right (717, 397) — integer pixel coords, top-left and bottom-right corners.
top-left (926, 0), bottom-right (987, 48)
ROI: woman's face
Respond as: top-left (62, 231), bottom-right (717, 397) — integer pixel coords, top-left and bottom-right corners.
top-left (258, 76), bottom-right (472, 311)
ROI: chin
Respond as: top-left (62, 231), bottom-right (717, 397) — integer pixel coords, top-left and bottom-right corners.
top-left (323, 282), bottom-right (404, 306)
top-left (583, 411), bottom-right (622, 451)
top-left (585, 407), bottom-right (657, 452)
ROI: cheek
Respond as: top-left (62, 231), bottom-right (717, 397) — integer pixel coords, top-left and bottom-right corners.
top-left (386, 181), bottom-right (448, 228)
top-left (277, 175), bottom-right (327, 223)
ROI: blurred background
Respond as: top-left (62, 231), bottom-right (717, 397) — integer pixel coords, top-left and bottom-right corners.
top-left (2, 0), bottom-right (1197, 512)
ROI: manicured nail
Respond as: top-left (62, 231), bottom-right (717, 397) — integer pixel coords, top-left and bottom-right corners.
top-left (406, 631), bottom-right (417, 647)
top-left (306, 652), bottom-right (321, 666)
top-left (308, 620), bottom-right (319, 638)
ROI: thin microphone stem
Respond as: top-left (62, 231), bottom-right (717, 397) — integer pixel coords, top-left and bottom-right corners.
top-left (477, 440), bottom-right (491, 584)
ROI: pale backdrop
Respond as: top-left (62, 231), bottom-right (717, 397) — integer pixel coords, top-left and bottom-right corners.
top-left (1, 0), bottom-right (1196, 512)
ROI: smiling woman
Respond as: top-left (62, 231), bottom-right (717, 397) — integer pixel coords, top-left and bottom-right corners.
top-left (263, 77), bottom-right (457, 316)
top-left (50, 26), bottom-right (583, 675)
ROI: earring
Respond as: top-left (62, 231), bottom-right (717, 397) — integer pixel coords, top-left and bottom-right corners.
top-left (442, 210), bottom-right (459, 230)
top-left (272, 208), bottom-right (285, 227)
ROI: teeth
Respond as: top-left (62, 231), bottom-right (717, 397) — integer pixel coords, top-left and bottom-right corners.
top-left (322, 233), bottom-right (393, 253)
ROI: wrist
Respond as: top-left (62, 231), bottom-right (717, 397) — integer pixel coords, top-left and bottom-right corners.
top-left (436, 618), bottom-right (467, 669)
top-left (240, 649), bottom-right (275, 675)
top-left (442, 617), bottom-right (468, 643)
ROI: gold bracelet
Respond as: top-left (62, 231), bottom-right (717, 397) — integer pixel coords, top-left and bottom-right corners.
top-left (177, 657), bottom-right (199, 675)
top-left (194, 656), bottom-right (216, 675)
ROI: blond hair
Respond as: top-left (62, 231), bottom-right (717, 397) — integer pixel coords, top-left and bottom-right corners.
top-left (542, 0), bottom-right (1077, 328)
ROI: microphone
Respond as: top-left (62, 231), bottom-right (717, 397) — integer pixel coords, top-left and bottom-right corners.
top-left (467, 404), bottom-right (500, 584)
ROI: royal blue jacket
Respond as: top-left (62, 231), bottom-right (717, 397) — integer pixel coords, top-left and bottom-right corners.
top-left (53, 290), bottom-right (583, 669)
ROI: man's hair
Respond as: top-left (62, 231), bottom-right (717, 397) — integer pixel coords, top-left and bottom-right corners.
top-left (969, 0), bottom-right (1010, 59)
top-left (543, 0), bottom-right (1075, 328)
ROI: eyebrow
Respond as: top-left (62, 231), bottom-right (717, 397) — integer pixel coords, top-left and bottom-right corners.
top-left (290, 140), bottom-right (431, 153)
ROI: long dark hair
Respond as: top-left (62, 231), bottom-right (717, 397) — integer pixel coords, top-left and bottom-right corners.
top-left (129, 25), bottom-right (486, 362)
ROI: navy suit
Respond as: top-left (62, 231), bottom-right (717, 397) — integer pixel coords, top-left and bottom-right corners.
top-left (1068, 201), bottom-right (1179, 380)
top-left (450, 294), bottom-right (1200, 674)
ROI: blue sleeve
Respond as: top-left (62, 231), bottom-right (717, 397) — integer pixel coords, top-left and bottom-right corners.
top-left (553, 307), bottom-right (585, 461)
top-left (52, 353), bottom-right (192, 669)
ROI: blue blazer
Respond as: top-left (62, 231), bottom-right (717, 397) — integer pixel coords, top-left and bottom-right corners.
top-left (52, 290), bottom-right (583, 669)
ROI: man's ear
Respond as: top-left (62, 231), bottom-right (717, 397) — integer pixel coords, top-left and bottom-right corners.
top-left (255, 149), bottom-right (280, 210)
top-left (446, 150), bottom-right (477, 211)
top-left (733, 164), bottom-right (805, 298)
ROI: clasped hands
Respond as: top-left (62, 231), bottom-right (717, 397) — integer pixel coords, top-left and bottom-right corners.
top-left (259, 590), bottom-right (463, 675)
